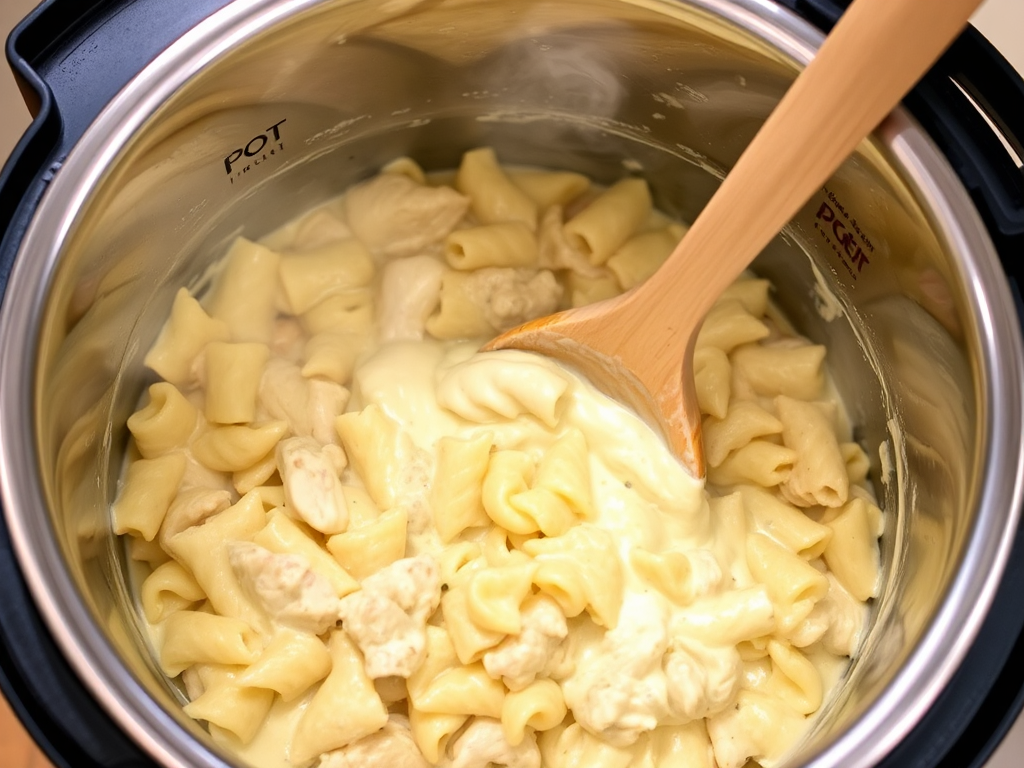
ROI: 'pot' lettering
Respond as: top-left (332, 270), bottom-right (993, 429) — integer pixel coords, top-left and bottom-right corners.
top-left (815, 200), bottom-right (871, 274)
top-left (225, 119), bottom-right (288, 175)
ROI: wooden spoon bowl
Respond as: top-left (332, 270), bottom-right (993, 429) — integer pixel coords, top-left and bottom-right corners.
top-left (485, 0), bottom-right (982, 477)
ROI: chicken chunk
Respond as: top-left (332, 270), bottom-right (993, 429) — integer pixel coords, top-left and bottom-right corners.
top-left (308, 379), bottom-right (351, 448)
top-left (377, 254), bottom-right (446, 342)
top-left (561, 592), bottom-right (671, 746)
top-left (345, 173), bottom-right (470, 258)
top-left (339, 555), bottom-right (442, 678)
top-left (291, 208), bottom-right (354, 252)
top-left (277, 437), bottom-right (349, 535)
top-left (337, 591), bottom-right (425, 679)
top-left (392, 447), bottom-right (435, 537)
top-left (269, 316), bottom-right (307, 363)
top-left (159, 486), bottom-right (232, 542)
top-left (443, 717), bottom-right (540, 768)
top-left (663, 640), bottom-right (741, 722)
top-left (483, 595), bottom-right (568, 691)
top-left (228, 541), bottom-right (341, 634)
top-left (319, 716), bottom-right (429, 768)
top-left (258, 358), bottom-right (350, 446)
top-left (465, 268), bottom-right (562, 333)
top-left (361, 554), bottom-right (441, 622)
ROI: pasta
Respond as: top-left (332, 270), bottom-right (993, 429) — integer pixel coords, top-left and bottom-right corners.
top-left (456, 147), bottom-right (538, 231)
top-left (445, 222), bottom-right (538, 271)
top-left (206, 237), bottom-right (281, 343)
top-left (126, 382), bottom-right (197, 458)
top-left (236, 628), bottom-right (332, 701)
top-left (277, 240), bottom-right (375, 314)
top-left (112, 452), bottom-right (186, 540)
top-left (290, 631), bottom-right (389, 763)
top-left (183, 665), bottom-right (275, 744)
top-left (430, 433), bottom-right (493, 542)
top-left (775, 396), bottom-right (849, 508)
top-left (501, 678), bottom-right (567, 745)
top-left (191, 421), bottom-right (289, 473)
top-left (140, 560), bottom-right (205, 623)
top-left (563, 177), bottom-right (652, 264)
top-left (508, 168), bottom-right (590, 208)
top-left (159, 610), bottom-right (261, 676)
top-left (116, 149), bottom-right (884, 768)
top-left (204, 342), bottom-right (270, 425)
top-left (144, 287), bottom-right (229, 386)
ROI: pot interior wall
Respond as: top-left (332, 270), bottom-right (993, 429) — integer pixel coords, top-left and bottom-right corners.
top-left (31, 0), bottom-right (981, 764)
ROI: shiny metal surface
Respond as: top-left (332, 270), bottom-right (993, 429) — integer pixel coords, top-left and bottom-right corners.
top-left (1, 0), bottom-right (1022, 767)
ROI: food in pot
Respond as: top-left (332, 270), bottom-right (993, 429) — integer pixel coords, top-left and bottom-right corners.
top-left (113, 148), bottom-right (883, 768)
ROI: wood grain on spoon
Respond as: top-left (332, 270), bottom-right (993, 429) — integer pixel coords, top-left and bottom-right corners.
top-left (485, 0), bottom-right (982, 477)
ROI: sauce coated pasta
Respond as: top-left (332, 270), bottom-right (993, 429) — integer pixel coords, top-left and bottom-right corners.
top-left (115, 148), bottom-right (883, 768)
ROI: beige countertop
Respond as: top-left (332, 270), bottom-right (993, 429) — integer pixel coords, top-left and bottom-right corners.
top-left (1, 1), bottom-right (1023, 767)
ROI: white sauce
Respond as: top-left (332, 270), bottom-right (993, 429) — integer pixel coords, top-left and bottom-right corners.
top-left (120, 153), bottom-right (882, 768)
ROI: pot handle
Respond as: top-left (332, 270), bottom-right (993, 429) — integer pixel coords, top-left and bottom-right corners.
top-left (0, 0), bottom-right (232, 763)
top-left (903, 26), bottom-right (1024, 279)
top-left (780, 0), bottom-right (1024, 282)
top-left (1, 0), bottom-right (233, 286)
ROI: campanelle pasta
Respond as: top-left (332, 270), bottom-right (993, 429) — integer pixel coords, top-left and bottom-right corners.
top-left (116, 149), bottom-right (884, 768)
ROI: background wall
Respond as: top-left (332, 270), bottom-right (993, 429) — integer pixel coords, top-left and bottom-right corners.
top-left (2, 0), bottom-right (1023, 766)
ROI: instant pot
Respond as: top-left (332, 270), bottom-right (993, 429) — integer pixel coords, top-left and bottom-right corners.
top-left (1, 0), bottom-right (1023, 767)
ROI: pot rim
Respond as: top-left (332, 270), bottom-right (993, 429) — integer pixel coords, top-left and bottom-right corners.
top-left (1, 1), bottom-right (1022, 766)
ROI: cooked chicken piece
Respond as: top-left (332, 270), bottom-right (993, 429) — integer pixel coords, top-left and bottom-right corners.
top-left (228, 541), bottom-right (341, 634)
top-left (562, 592), bottom-right (671, 747)
top-left (291, 208), bottom-right (353, 252)
top-left (443, 717), bottom-right (540, 768)
top-left (345, 173), bottom-right (470, 258)
top-left (338, 555), bottom-right (441, 678)
top-left (160, 487), bottom-right (232, 542)
top-left (269, 316), bottom-right (307, 363)
top-left (180, 449), bottom-right (235, 491)
top-left (337, 590), bottom-right (426, 679)
top-left (318, 716), bottom-right (429, 768)
top-left (483, 595), bottom-right (568, 691)
top-left (663, 640), bottom-right (741, 722)
top-left (277, 437), bottom-right (348, 535)
top-left (377, 255), bottom-right (446, 342)
top-left (361, 554), bottom-right (441, 622)
top-left (465, 268), bottom-right (562, 333)
top-left (308, 379), bottom-right (351, 447)
top-left (258, 358), bottom-right (350, 446)
top-left (392, 448), bottom-right (434, 537)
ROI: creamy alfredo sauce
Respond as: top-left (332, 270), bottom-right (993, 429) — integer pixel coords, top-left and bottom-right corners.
top-left (118, 151), bottom-right (880, 768)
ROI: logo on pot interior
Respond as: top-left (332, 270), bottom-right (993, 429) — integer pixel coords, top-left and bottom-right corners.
top-left (813, 188), bottom-right (874, 280)
top-left (225, 119), bottom-right (287, 183)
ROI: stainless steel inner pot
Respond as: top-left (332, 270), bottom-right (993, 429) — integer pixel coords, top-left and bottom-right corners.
top-left (1, 0), bottom-right (1022, 766)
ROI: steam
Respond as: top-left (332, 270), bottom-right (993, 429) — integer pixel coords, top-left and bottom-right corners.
top-left (478, 31), bottom-right (628, 120)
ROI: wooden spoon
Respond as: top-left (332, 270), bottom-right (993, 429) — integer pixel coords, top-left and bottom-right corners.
top-left (485, 0), bottom-right (982, 477)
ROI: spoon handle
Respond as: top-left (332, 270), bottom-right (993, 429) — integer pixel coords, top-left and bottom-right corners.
top-left (630, 0), bottom-right (983, 329)
top-left (486, 0), bottom-right (983, 474)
